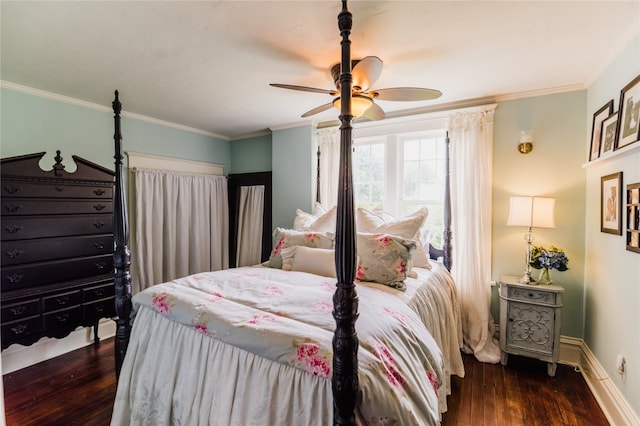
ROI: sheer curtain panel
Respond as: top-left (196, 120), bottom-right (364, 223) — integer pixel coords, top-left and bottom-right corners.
top-left (132, 169), bottom-right (229, 292)
top-left (317, 127), bottom-right (340, 209)
top-left (236, 185), bottom-right (265, 267)
top-left (447, 106), bottom-right (501, 363)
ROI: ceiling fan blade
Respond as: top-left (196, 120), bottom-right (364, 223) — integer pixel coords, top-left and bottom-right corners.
top-left (373, 87), bottom-right (442, 101)
top-left (361, 102), bottom-right (385, 121)
top-left (270, 83), bottom-right (337, 96)
top-left (301, 102), bottom-right (334, 118)
top-left (352, 56), bottom-right (383, 91)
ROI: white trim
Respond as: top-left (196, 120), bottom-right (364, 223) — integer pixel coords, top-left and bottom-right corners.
top-left (1, 320), bottom-right (116, 374)
top-left (495, 84), bottom-right (585, 102)
top-left (558, 337), bottom-right (640, 426)
top-left (127, 151), bottom-right (225, 176)
top-left (0, 80), bottom-right (229, 140)
top-left (269, 120), bottom-right (314, 132)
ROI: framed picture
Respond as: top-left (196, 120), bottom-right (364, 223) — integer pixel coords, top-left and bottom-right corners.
top-left (601, 172), bottom-right (622, 235)
top-left (626, 182), bottom-right (640, 253)
top-left (600, 112), bottom-right (618, 158)
top-left (590, 100), bottom-right (613, 161)
top-left (615, 74), bottom-right (640, 150)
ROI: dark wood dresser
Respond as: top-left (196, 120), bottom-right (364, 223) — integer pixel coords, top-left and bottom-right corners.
top-left (1, 151), bottom-right (116, 350)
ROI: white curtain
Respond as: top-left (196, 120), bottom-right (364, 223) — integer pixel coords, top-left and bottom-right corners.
top-left (236, 185), bottom-right (265, 267)
top-left (447, 106), bottom-right (501, 363)
top-left (316, 127), bottom-right (340, 209)
top-left (132, 169), bottom-right (229, 292)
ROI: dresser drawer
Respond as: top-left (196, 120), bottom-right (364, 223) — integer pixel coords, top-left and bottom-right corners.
top-left (1, 299), bottom-right (40, 322)
top-left (507, 286), bottom-right (557, 305)
top-left (84, 297), bottom-right (115, 324)
top-left (42, 290), bottom-right (82, 312)
top-left (1, 315), bottom-right (42, 343)
top-left (43, 306), bottom-right (82, 332)
top-left (2, 214), bottom-right (113, 241)
top-left (2, 254), bottom-right (114, 291)
top-left (1, 234), bottom-right (113, 266)
top-left (2, 180), bottom-right (113, 199)
top-left (2, 199), bottom-right (113, 216)
top-left (83, 282), bottom-right (115, 303)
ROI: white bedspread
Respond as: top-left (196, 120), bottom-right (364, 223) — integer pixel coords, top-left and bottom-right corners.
top-left (112, 262), bottom-right (463, 425)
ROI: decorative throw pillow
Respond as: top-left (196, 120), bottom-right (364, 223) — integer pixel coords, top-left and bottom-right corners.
top-left (356, 207), bottom-right (431, 269)
top-left (355, 232), bottom-right (416, 290)
top-left (293, 205), bottom-right (337, 233)
top-left (281, 246), bottom-right (337, 278)
top-left (268, 228), bottom-right (334, 269)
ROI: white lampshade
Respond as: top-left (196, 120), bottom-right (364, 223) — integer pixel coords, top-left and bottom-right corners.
top-left (507, 196), bottom-right (556, 229)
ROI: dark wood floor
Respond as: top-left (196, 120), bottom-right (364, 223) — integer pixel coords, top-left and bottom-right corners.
top-left (3, 338), bottom-right (609, 425)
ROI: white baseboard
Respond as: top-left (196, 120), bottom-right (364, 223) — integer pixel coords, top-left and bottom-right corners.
top-left (1, 319), bottom-right (116, 374)
top-left (559, 336), bottom-right (640, 426)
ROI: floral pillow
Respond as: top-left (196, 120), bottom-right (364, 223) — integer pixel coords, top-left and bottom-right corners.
top-left (293, 204), bottom-right (337, 233)
top-left (357, 207), bottom-right (431, 270)
top-left (355, 232), bottom-right (416, 290)
top-left (268, 228), bottom-right (334, 269)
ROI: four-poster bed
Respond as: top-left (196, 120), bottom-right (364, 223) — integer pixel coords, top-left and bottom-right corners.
top-left (111, 2), bottom-right (457, 424)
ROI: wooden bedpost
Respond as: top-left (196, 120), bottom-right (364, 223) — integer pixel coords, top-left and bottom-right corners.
top-left (332, 1), bottom-right (359, 425)
top-left (442, 132), bottom-right (452, 271)
top-left (112, 90), bottom-right (132, 380)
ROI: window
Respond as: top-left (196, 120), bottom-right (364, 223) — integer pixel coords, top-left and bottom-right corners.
top-left (353, 129), bottom-right (447, 248)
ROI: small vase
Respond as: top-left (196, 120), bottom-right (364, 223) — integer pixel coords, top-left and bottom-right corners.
top-left (538, 268), bottom-right (552, 284)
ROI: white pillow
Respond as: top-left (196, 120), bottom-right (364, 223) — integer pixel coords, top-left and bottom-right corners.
top-left (356, 207), bottom-right (431, 269)
top-left (293, 205), bottom-right (337, 232)
top-left (281, 246), bottom-right (337, 278)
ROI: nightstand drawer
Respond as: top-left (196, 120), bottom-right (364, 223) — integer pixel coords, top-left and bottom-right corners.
top-left (507, 286), bottom-right (557, 305)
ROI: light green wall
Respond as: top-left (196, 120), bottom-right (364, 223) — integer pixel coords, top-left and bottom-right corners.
top-left (585, 34), bottom-right (640, 417)
top-left (230, 134), bottom-right (272, 174)
top-left (0, 88), bottom-right (230, 172)
top-left (271, 125), bottom-right (315, 230)
top-left (491, 90), bottom-right (587, 339)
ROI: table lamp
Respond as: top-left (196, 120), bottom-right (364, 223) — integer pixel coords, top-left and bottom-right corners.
top-left (507, 196), bottom-right (556, 284)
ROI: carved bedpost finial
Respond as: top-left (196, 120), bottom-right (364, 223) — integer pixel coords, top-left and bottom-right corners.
top-left (53, 150), bottom-right (65, 177)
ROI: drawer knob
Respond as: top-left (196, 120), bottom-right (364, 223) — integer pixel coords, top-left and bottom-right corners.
top-left (5, 249), bottom-right (24, 258)
top-left (4, 186), bottom-right (20, 194)
top-left (5, 225), bottom-right (24, 234)
top-left (93, 204), bottom-right (106, 211)
top-left (93, 289), bottom-right (105, 296)
top-left (94, 262), bottom-right (107, 270)
top-left (56, 313), bottom-right (70, 322)
top-left (4, 203), bottom-right (23, 213)
top-left (55, 186), bottom-right (65, 192)
top-left (93, 188), bottom-right (106, 196)
top-left (528, 293), bottom-right (534, 297)
top-left (93, 221), bottom-right (105, 229)
top-left (94, 242), bottom-right (105, 250)
top-left (55, 296), bottom-right (70, 305)
top-left (10, 324), bottom-right (28, 335)
top-left (6, 273), bottom-right (24, 283)
top-left (10, 306), bottom-right (27, 316)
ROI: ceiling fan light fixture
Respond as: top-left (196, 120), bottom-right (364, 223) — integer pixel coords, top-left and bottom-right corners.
top-left (332, 95), bottom-right (373, 117)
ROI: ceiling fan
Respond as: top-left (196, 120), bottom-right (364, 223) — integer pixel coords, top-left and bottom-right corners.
top-left (270, 55), bottom-right (442, 121)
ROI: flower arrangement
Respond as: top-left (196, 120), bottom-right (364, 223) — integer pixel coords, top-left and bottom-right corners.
top-left (529, 245), bottom-right (569, 284)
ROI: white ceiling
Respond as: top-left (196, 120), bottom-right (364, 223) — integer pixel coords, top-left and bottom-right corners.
top-left (2, 1), bottom-right (639, 140)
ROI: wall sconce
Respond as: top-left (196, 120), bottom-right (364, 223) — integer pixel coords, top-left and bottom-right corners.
top-left (518, 131), bottom-right (533, 154)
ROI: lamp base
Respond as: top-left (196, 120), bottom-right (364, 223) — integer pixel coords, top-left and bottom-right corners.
top-left (518, 273), bottom-right (538, 285)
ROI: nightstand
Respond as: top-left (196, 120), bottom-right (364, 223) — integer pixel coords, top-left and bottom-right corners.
top-left (499, 275), bottom-right (564, 376)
